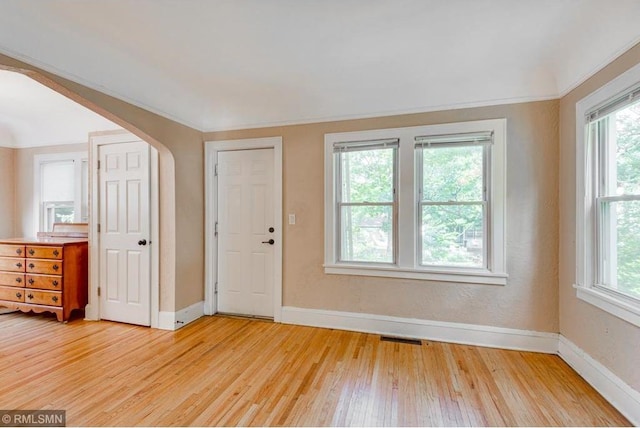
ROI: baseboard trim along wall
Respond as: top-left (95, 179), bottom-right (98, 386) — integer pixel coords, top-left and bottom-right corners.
top-left (558, 336), bottom-right (640, 426)
top-left (280, 306), bottom-right (559, 354)
top-left (158, 301), bottom-right (204, 331)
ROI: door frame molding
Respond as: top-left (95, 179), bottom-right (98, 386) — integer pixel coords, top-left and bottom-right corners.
top-left (204, 137), bottom-right (283, 321)
top-left (86, 131), bottom-right (160, 328)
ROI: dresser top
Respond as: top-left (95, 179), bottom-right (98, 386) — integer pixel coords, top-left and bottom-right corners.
top-left (0, 237), bottom-right (88, 246)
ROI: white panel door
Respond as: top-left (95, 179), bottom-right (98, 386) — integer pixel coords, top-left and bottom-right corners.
top-left (99, 141), bottom-right (151, 326)
top-left (217, 149), bottom-right (274, 317)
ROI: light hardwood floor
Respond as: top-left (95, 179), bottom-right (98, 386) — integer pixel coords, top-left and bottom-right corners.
top-left (0, 312), bottom-right (630, 426)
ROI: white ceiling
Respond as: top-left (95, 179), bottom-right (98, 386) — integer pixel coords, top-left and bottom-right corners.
top-left (0, 0), bottom-right (639, 141)
top-left (0, 70), bottom-right (119, 148)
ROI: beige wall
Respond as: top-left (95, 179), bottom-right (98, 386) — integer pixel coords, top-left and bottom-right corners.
top-left (0, 147), bottom-right (15, 238)
top-left (206, 100), bottom-right (560, 332)
top-left (559, 43), bottom-right (640, 391)
top-left (13, 143), bottom-right (87, 238)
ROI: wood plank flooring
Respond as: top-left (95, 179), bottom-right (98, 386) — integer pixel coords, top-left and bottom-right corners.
top-left (0, 312), bottom-right (630, 426)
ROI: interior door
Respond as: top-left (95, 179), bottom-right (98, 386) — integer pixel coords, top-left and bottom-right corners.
top-left (217, 148), bottom-right (275, 318)
top-left (98, 141), bottom-right (151, 326)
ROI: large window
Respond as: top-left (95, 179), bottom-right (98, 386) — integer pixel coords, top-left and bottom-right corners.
top-left (576, 62), bottom-right (640, 327)
top-left (324, 119), bottom-right (507, 285)
top-left (35, 152), bottom-right (88, 233)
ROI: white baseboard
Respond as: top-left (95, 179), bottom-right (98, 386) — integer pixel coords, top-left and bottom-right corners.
top-left (281, 306), bottom-right (559, 354)
top-left (84, 303), bottom-right (98, 321)
top-left (158, 301), bottom-right (204, 331)
top-left (558, 336), bottom-right (640, 426)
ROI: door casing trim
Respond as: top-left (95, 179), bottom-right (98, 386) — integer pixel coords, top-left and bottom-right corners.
top-left (86, 131), bottom-right (160, 328)
top-left (204, 137), bottom-right (283, 321)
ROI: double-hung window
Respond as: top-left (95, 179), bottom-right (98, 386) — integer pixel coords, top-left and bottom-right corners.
top-left (576, 67), bottom-right (640, 326)
top-left (416, 132), bottom-right (491, 269)
top-left (34, 152), bottom-right (89, 233)
top-left (325, 119), bottom-right (507, 285)
top-left (335, 139), bottom-right (398, 264)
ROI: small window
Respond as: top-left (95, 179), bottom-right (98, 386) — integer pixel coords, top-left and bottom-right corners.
top-left (35, 152), bottom-right (88, 233)
top-left (324, 119), bottom-right (507, 285)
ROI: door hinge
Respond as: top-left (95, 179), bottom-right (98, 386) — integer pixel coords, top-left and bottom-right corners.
top-left (214, 221), bottom-right (218, 237)
top-left (97, 160), bottom-right (101, 170)
top-left (97, 287), bottom-right (101, 297)
top-left (214, 164), bottom-right (218, 176)
top-left (214, 282), bottom-right (218, 294)
top-left (97, 224), bottom-right (101, 233)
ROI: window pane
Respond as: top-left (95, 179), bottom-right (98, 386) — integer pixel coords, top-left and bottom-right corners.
top-left (42, 161), bottom-right (75, 202)
top-left (340, 205), bottom-right (393, 263)
top-left (422, 145), bottom-right (483, 202)
top-left (612, 100), bottom-right (640, 196)
top-left (340, 148), bottom-right (394, 203)
top-left (81, 159), bottom-right (89, 222)
top-left (421, 204), bottom-right (484, 268)
top-left (600, 200), bottom-right (640, 300)
top-left (44, 203), bottom-right (75, 232)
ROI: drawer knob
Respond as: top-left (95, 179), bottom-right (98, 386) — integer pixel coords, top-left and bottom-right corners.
top-left (28, 263), bottom-right (35, 269)
top-left (27, 294), bottom-right (33, 300)
top-left (52, 280), bottom-right (59, 287)
top-left (16, 262), bottom-right (22, 268)
top-left (28, 278), bottom-right (34, 285)
top-left (15, 277), bottom-right (22, 284)
top-left (53, 264), bottom-right (60, 271)
top-left (16, 248), bottom-right (22, 255)
top-left (52, 296), bottom-right (58, 303)
top-left (16, 292), bottom-right (22, 299)
top-left (53, 250), bottom-right (59, 257)
top-left (28, 249), bottom-right (35, 256)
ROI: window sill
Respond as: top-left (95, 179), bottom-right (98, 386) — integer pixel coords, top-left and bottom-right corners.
top-left (324, 264), bottom-right (508, 285)
top-left (574, 284), bottom-right (640, 328)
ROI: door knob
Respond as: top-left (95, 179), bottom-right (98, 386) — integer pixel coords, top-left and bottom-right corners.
top-left (138, 239), bottom-right (147, 246)
top-left (261, 239), bottom-right (275, 245)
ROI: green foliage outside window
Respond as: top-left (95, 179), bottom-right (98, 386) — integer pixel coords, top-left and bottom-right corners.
top-left (611, 103), bottom-right (640, 299)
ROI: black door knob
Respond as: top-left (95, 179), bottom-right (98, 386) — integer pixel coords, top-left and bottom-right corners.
top-left (138, 239), bottom-right (147, 246)
top-left (261, 239), bottom-right (275, 245)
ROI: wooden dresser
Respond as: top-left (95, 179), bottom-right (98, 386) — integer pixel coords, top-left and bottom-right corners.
top-left (0, 237), bottom-right (88, 321)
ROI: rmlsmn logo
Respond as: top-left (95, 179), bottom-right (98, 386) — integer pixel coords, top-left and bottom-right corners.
top-left (0, 410), bottom-right (65, 427)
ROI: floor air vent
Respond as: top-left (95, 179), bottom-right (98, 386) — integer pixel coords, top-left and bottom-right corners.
top-left (380, 336), bottom-right (422, 346)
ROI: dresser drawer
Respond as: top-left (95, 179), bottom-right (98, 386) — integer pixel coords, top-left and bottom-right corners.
top-left (26, 246), bottom-right (63, 260)
top-left (26, 260), bottom-right (62, 275)
top-left (25, 289), bottom-right (62, 307)
top-left (26, 274), bottom-right (62, 291)
top-left (0, 257), bottom-right (26, 272)
top-left (0, 285), bottom-right (25, 302)
top-left (0, 272), bottom-right (25, 287)
top-left (0, 244), bottom-right (25, 257)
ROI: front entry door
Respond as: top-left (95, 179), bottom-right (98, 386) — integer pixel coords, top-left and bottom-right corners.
top-left (98, 141), bottom-right (151, 326)
top-left (217, 149), bottom-right (275, 318)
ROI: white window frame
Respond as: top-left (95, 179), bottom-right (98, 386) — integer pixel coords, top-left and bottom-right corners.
top-left (324, 119), bottom-right (507, 285)
top-left (33, 151), bottom-right (88, 234)
top-left (575, 61), bottom-right (640, 328)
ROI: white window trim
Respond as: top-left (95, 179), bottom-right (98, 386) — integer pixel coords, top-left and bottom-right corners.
top-left (575, 61), bottom-right (640, 327)
top-left (33, 151), bottom-right (88, 234)
top-left (324, 119), bottom-right (507, 285)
